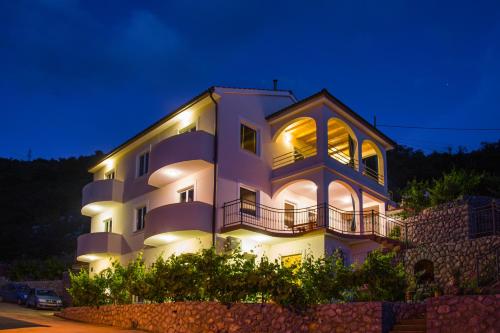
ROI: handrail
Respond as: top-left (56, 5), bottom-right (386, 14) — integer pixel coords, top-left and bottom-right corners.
top-left (222, 199), bottom-right (405, 240)
top-left (328, 144), bottom-right (357, 170)
top-left (272, 145), bottom-right (317, 169)
top-left (471, 202), bottom-right (499, 238)
top-left (362, 163), bottom-right (384, 184)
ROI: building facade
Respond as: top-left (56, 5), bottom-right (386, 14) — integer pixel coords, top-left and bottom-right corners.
top-left (77, 86), bottom-right (402, 274)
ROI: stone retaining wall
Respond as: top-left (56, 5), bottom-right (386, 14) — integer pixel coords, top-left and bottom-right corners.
top-left (402, 198), bottom-right (500, 292)
top-left (427, 295), bottom-right (500, 333)
top-left (58, 302), bottom-right (387, 333)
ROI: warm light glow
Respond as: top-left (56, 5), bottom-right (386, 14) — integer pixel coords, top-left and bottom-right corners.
top-left (340, 196), bottom-right (352, 204)
top-left (164, 169), bottom-right (181, 177)
top-left (86, 204), bottom-right (104, 213)
top-left (251, 234), bottom-right (272, 242)
top-left (157, 234), bottom-right (178, 243)
top-left (104, 159), bottom-right (114, 169)
top-left (307, 183), bottom-right (318, 191)
top-left (80, 254), bottom-right (100, 262)
top-left (176, 109), bottom-right (193, 127)
top-left (283, 132), bottom-right (292, 144)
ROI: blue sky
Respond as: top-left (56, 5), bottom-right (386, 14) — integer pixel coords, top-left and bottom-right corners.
top-left (1, 0), bottom-right (499, 159)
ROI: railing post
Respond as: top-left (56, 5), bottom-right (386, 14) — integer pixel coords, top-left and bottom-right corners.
top-left (371, 209), bottom-right (375, 235)
top-left (240, 199), bottom-right (243, 225)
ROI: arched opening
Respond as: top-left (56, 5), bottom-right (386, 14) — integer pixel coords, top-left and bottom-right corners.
top-left (327, 118), bottom-right (358, 170)
top-left (361, 140), bottom-right (384, 185)
top-left (273, 118), bottom-right (317, 169)
top-left (328, 181), bottom-right (360, 233)
top-left (274, 180), bottom-right (318, 231)
top-left (414, 259), bottom-right (435, 284)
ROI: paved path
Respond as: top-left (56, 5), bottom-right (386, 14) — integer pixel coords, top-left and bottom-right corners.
top-left (0, 302), bottom-right (144, 332)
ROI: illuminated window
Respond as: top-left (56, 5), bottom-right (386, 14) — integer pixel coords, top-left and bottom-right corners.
top-left (105, 170), bottom-right (115, 180)
top-left (103, 218), bottom-right (112, 233)
top-left (240, 187), bottom-right (257, 216)
top-left (135, 206), bottom-right (147, 231)
top-left (137, 152), bottom-right (149, 177)
top-left (179, 123), bottom-right (196, 134)
top-left (179, 187), bottom-right (194, 203)
top-left (240, 124), bottom-right (257, 154)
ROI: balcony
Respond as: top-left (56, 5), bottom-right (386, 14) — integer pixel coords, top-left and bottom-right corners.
top-left (222, 199), bottom-right (404, 242)
top-left (81, 179), bottom-right (124, 216)
top-left (148, 131), bottom-right (214, 187)
top-left (76, 232), bottom-right (124, 262)
top-left (144, 201), bottom-right (213, 247)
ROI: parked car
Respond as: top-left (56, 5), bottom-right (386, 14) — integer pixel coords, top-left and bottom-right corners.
top-left (0, 283), bottom-right (31, 304)
top-left (25, 288), bottom-right (62, 310)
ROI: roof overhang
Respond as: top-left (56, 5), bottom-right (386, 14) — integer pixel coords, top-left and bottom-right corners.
top-left (89, 88), bottom-right (219, 173)
top-left (266, 89), bottom-right (396, 150)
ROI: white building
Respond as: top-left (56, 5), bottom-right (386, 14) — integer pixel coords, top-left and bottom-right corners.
top-left (77, 86), bottom-right (402, 273)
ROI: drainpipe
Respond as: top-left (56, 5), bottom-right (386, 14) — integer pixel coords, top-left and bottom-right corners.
top-left (208, 88), bottom-right (219, 248)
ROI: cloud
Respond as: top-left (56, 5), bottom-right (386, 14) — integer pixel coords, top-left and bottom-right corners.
top-left (109, 10), bottom-right (181, 67)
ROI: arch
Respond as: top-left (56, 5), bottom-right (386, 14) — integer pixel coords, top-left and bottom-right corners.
top-left (328, 180), bottom-right (361, 233)
top-left (361, 140), bottom-right (384, 185)
top-left (272, 179), bottom-right (318, 229)
top-left (273, 178), bottom-right (318, 202)
top-left (327, 118), bottom-right (359, 170)
top-left (272, 117), bottom-right (317, 169)
top-left (272, 117), bottom-right (317, 142)
top-left (414, 259), bottom-right (435, 284)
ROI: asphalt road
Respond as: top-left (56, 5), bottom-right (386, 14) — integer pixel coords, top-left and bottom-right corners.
top-left (0, 302), bottom-right (144, 332)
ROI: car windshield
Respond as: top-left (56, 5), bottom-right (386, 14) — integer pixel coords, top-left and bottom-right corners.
top-left (36, 290), bottom-right (57, 297)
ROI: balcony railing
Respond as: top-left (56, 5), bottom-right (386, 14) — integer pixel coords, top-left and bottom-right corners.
top-left (362, 164), bottom-right (384, 185)
top-left (328, 145), bottom-right (357, 170)
top-left (223, 199), bottom-right (405, 241)
top-left (272, 145), bottom-right (317, 169)
top-left (471, 202), bottom-right (500, 238)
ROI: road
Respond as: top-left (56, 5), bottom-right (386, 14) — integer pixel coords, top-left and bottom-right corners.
top-left (0, 302), bottom-right (144, 332)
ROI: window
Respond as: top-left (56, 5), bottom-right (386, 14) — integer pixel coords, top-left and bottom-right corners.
top-left (137, 152), bottom-right (149, 177)
top-left (240, 187), bottom-right (257, 216)
top-left (179, 186), bottom-right (194, 203)
top-left (135, 206), bottom-right (147, 231)
top-left (179, 123), bottom-right (196, 134)
top-left (105, 170), bottom-right (115, 180)
top-left (284, 201), bottom-right (296, 228)
top-left (103, 218), bottom-right (112, 232)
top-left (240, 124), bottom-right (257, 154)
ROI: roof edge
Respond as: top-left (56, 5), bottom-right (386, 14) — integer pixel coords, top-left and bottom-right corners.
top-left (266, 89), bottom-right (397, 148)
top-left (89, 87), bottom-right (214, 172)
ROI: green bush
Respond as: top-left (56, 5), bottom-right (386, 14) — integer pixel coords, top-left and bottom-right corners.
top-left (69, 248), bottom-right (406, 308)
top-left (402, 168), bottom-right (486, 216)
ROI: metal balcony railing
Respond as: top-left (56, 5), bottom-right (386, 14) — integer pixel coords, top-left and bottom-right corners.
top-left (471, 202), bottom-right (500, 238)
top-left (362, 164), bottom-right (384, 185)
top-left (272, 145), bottom-right (317, 169)
top-left (222, 199), bottom-right (405, 241)
top-left (328, 145), bottom-right (357, 170)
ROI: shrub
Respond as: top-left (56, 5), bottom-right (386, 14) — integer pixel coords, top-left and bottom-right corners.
top-left (69, 248), bottom-right (406, 308)
top-left (356, 250), bottom-right (406, 301)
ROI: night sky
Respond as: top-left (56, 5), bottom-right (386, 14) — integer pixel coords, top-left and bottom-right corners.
top-left (1, 0), bottom-right (499, 159)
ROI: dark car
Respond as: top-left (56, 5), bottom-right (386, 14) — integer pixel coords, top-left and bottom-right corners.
top-left (0, 283), bottom-right (31, 304)
top-left (25, 288), bottom-right (62, 310)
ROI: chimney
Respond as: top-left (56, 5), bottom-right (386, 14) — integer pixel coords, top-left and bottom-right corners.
top-left (273, 79), bottom-right (278, 91)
